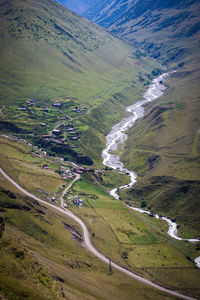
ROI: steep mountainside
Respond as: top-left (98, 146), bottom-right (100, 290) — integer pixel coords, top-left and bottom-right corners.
top-left (84, 0), bottom-right (200, 234)
top-left (0, 0), bottom-right (141, 104)
top-left (0, 136), bottom-right (169, 300)
top-left (0, 1), bottom-right (200, 298)
top-left (84, 0), bottom-right (200, 64)
top-left (0, 0), bottom-right (160, 164)
top-left (120, 68), bottom-right (200, 234)
top-left (56, 0), bottom-right (95, 14)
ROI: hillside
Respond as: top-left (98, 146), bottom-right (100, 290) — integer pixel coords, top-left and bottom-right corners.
top-left (83, 0), bottom-right (200, 64)
top-left (120, 68), bottom-right (200, 234)
top-left (1, 135), bottom-right (200, 300)
top-left (1, 0), bottom-right (200, 298)
top-left (0, 0), bottom-right (142, 104)
top-left (0, 0), bottom-right (160, 165)
top-left (84, 0), bottom-right (200, 233)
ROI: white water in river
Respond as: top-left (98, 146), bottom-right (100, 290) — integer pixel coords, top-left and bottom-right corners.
top-left (102, 73), bottom-right (200, 267)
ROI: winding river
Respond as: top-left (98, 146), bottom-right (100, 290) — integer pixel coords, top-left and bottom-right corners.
top-left (102, 73), bottom-right (200, 267)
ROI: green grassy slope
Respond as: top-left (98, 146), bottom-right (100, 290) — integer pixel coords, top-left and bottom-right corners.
top-left (0, 136), bottom-right (199, 299)
top-left (120, 67), bottom-right (200, 235)
top-left (0, 0), bottom-right (160, 105)
top-left (0, 136), bottom-right (182, 300)
top-left (1, 191), bottom-right (174, 300)
top-left (83, 0), bottom-right (200, 233)
top-left (0, 0), bottom-right (161, 165)
top-left (0, 0), bottom-right (136, 104)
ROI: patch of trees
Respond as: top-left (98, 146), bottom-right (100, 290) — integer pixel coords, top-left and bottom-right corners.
top-left (141, 200), bottom-right (147, 208)
top-left (151, 68), bottom-right (162, 76)
top-left (0, 121), bottom-right (29, 134)
top-left (122, 251), bottom-right (128, 259)
top-left (77, 155), bottom-right (93, 165)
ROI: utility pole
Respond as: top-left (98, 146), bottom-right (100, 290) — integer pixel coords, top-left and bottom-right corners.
top-left (108, 259), bottom-right (113, 275)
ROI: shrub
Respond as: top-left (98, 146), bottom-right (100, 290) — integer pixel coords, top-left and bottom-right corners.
top-left (122, 251), bottom-right (128, 259)
top-left (141, 201), bottom-right (147, 208)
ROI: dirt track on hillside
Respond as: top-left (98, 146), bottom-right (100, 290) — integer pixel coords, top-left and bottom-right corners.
top-left (0, 167), bottom-right (196, 300)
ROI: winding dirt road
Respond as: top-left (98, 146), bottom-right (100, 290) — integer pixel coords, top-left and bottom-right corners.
top-left (0, 167), bottom-right (197, 300)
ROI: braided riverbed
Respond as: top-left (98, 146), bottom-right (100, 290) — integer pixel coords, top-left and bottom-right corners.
top-left (102, 73), bottom-right (200, 268)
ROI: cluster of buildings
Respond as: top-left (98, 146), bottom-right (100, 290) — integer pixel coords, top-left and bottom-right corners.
top-left (40, 125), bottom-right (82, 146)
top-left (52, 103), bottom-right (61, 108)
top-left (73, 195), bottom-right (83, 206)
top-left (60, 166), bottom-right (74, 180)
top-left (71, 105), bottom-right (87, 115)
top-left (66, 126), bottom-right (82, 141)
top-left (26, 99), bottom-right (37, 105)
top-left (17, 99), bottom-right (37, 110)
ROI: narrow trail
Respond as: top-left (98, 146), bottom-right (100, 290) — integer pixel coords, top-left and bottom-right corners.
top-left (0, 167), bottom-right (197, 300)
top-left (0, 106), bottom-right (4, 117)
top-left (60, 174), bottom-right (80, 208)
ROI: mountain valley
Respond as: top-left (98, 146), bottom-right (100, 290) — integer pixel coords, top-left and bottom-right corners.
top-left (82, 0), bottom-right (200, 237)
top-left (0, 0), bottom-right (200, 299)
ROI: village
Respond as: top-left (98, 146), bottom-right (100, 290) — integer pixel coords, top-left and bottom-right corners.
top-left (2, 98), bottom-right (101, 207)
top-left (41, 162), bottom-right (101, 207)
top-left (10, 98), bottom-right (90, 153)
top-left (40, 163), bottom-right (85, 206)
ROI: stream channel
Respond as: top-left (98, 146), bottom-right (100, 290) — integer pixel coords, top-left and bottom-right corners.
top-left (102, 73), bottom-right (200, 268)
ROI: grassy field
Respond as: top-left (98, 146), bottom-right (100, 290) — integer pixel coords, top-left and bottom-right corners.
top-left (0, 137), bottom-right (180, 300)
top-left (0, 131), bottom-right (200, 299)
top-left (66, 172), bottom-right (200, 299)
top-left (0, 136), bottom-right (65, 200)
